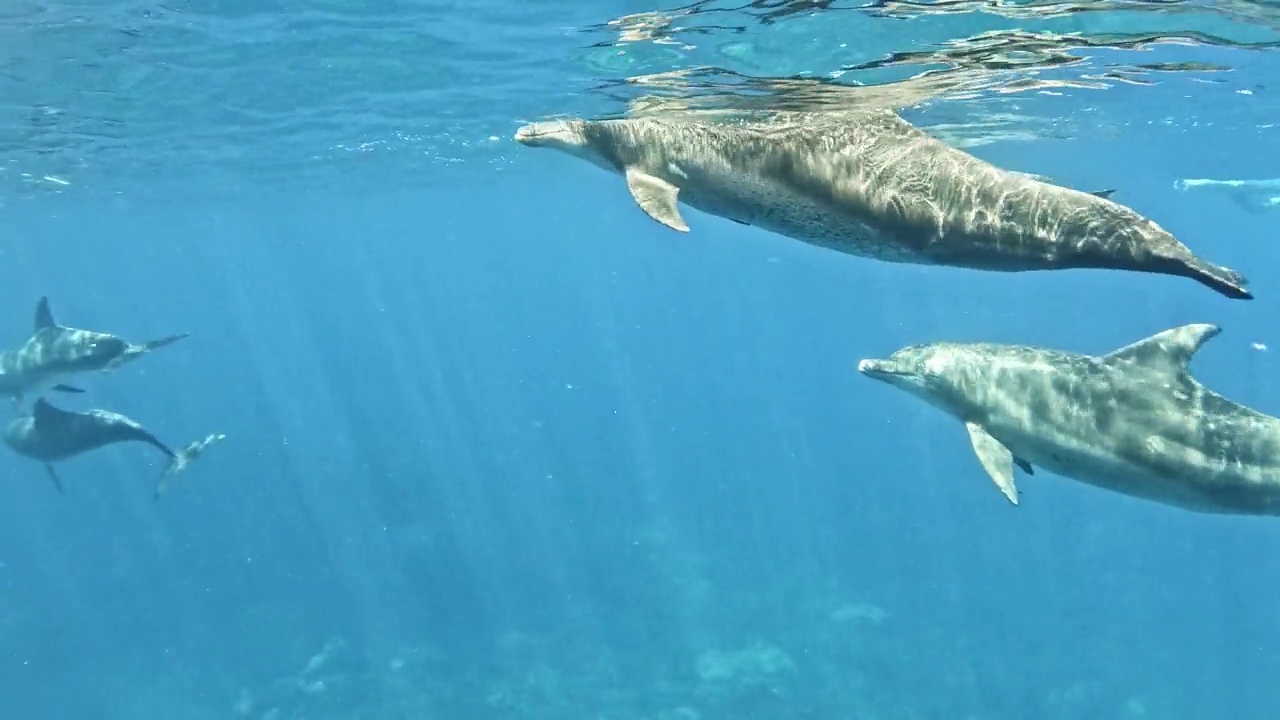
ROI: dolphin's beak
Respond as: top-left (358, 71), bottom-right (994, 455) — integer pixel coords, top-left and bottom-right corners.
top-left (857, 358), bottom-right (899, 380)
top-left (513, 123), bottom-right (539, 145)
top-left (513, 120), bottom-right (576, 147)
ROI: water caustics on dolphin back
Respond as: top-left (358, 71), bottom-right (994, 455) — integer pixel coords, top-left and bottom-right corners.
top-left (514, 102), bottom-right (1254, 299)
top-left (37, 295), bottom-right (192, 372)
top-left (29, 296), bottom-right (89, 397)
top-left (858, 323), bottom-right (1280, 515)
top-left (0, 296), bottom-right (195, 412)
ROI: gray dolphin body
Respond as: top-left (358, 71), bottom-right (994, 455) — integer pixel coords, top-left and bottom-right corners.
top-left (0, 297), bottom-right (190, 409)
top-left (859, 324), bottom-right (1280, 515)
top-left (514, 109), bottom-right (1250, 299)
top-left (3, 397), bottom-right (225, 500)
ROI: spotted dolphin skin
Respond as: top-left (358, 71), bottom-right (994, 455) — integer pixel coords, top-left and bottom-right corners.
top-left (3, 397), bottom-right (225, 500)
top-left (0, 297), bottom-right (190, 409)
top-left (514, 109), bottom-right (1251, 299)
top-left (858, 324), bottom-right (1280, 515)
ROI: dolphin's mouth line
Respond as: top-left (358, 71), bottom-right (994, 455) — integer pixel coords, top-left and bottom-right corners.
top-left (514, 130), bottom-right (560, 144)
top-left (857, 359), bottom-right (904, 376)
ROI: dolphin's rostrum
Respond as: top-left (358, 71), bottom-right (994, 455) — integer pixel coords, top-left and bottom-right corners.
top-left (515, 109), bottom-right (1251, 299)
top-left (859, 324), bottom-right (1280, 515)
top-left (3, 397), bottom-right (225, 501)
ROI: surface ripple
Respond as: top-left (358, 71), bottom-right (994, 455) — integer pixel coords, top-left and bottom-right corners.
top-left (1, 0), bottom-right (1277, 200)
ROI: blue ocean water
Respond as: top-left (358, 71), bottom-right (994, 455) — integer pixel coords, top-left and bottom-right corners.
top-left (2, 0), bottom-right (1280, 717)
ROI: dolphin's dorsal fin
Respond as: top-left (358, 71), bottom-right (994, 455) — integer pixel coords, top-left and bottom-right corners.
top-left (1010, 171), bottom-right (1116, 200)
top-left (624, 167), bottom-right (689, 232)
top-left (966, 421), bottom-right (1020, 506)
top-left (34, 297), bottom-right (56, 331)
top-left (31, 397), bottom-right (59, 425)
top-left (1102, 324), bottom-right (1221, 376)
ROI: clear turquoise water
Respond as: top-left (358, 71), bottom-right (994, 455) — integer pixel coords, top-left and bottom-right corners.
top-left (2, 1), bottom-right (1280, 718)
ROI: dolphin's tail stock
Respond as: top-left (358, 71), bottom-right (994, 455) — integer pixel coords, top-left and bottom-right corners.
top-left (1183, 259), bottom-right (1252, 300)
top-left (154, 432), bottom-right (226, 502)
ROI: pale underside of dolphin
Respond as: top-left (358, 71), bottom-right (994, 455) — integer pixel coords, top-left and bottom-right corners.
top-left (514, 109), bottom-right (1251, 299)
top-left (859, 323), bottom-right (1280, 516)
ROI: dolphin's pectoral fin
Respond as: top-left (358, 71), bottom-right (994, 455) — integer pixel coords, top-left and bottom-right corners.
top-left (965, 421), bottom-right (1019, 506)
top-left (1091, 189), bottom-right (1117, 199)
top-left (43, 463), bottom-right (64, 494)
top-left (624, 167), bottom-right (689, 232)
top-left (1014, 457), bottom-right (1034, 475)
top-left (51, 383), bottom-right (84, 394)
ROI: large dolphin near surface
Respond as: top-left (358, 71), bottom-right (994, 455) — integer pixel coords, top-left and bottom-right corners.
top-left (0, 297), bottom-right (189, 409)
top-left (514, 108), bottom-right (1251, 299)
top-left (858, 324), bottom-right (1280, 515)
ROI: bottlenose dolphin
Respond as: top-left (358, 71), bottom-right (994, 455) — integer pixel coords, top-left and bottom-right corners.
top-left (0, 297), bottom-right (190, 409)
top-left (858, 324), bottom-right (1280, 515)
top-left (514, 109), bottom-right (1251, 299)
top-left (3, 398), bottom-right (225, 501)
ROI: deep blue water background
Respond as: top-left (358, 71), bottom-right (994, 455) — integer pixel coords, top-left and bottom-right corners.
top-left (2, 1), bottom-right (1280, 718)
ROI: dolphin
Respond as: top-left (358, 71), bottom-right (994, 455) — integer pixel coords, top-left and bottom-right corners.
top-left (3, 397), bottom-right (225, 501)
top-left (858, 324), bottom-right (1280, 515)
top-left (514, 109), bottom-right (1251, 299)
top-left (0, 297), bottom-right (190, 410)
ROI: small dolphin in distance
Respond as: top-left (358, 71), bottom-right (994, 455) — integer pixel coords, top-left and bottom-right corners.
top-left (0, 297), bottom-right (189, 410)
top-left (3, 397), bottom-right (225, 501)
top-left (859, 324), bottom-right (1280, 515)
top-left (514, 109), bottom-right (1251, 299)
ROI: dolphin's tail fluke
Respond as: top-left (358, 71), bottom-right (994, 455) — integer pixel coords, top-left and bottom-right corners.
top-left (154, 432), bottom-right (226, 502)
top-left (1182, 259), bottom-right (1252, 300)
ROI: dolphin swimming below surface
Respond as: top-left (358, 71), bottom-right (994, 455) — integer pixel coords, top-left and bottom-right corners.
top-left (3, 397), bottom-right (225, 501)
top-left (858, 324), bottom-right (1280, 515)
top-left (0, 297), bottom-right (190, 409)
top-left (514, 108), bottom-right (1251, 299)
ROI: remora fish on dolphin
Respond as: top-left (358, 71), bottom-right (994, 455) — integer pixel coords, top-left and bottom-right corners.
top-left (858, 324), bottom-right (1280, 515)
top-left (3, 397), bottom-right (225, 501)
top-left (514, 108), bottom-right (1251, 299)
top-left (0, 297), bottom-right (190, 409)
